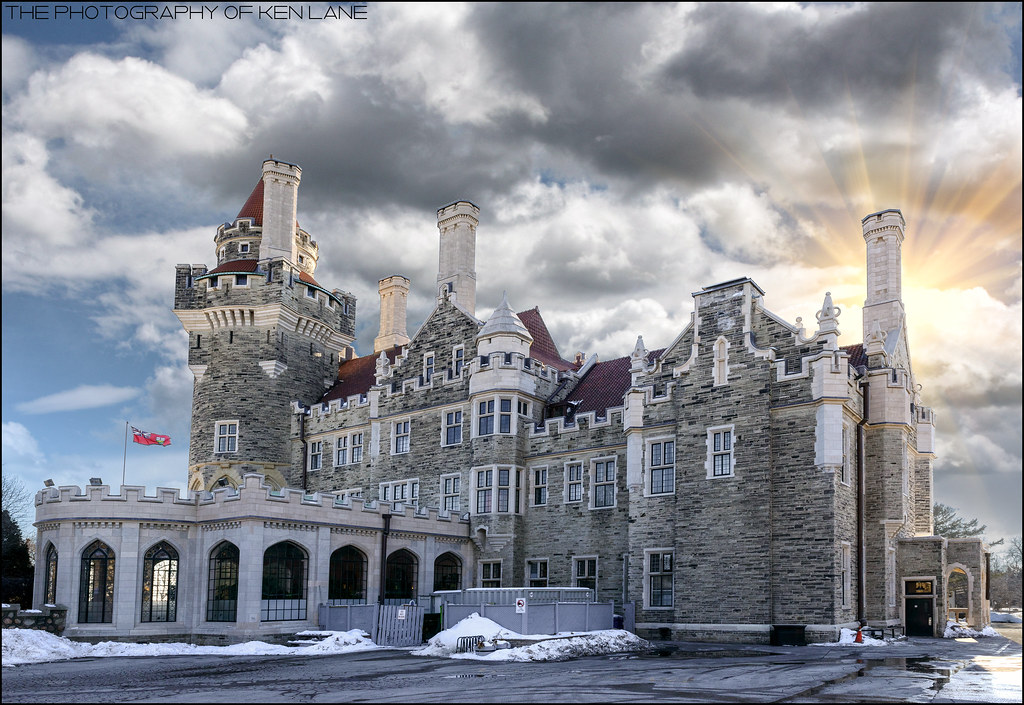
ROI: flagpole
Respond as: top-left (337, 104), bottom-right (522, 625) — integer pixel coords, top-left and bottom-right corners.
top-left (122, 421), bottom-right (128, 488)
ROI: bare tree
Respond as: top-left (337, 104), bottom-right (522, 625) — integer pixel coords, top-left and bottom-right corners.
top-left (1, 470), bottom-right (32, 532)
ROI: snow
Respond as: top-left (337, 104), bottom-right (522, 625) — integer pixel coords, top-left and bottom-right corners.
top-left (943, 621), bottom-right (1001, 639)
top-left (990, 611), bottom-right (1022, 623)
top-left (808, 628), bottom-right (894, 646)
top-left (412, 613), bottom-right (650, 661)
top-left (1, 628), bottom-right (380, 666)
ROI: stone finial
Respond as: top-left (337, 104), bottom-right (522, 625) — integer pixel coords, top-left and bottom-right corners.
top-left (865, 319), bottom-right (887, 357)
top-left (478, 291), bottom-right (533, 341)
top-left (814, 292), bottom-right (841, 350)
top-left (374, 350), bottom-right (392, 385)
top-left (630, 335), bottom-right (648, 365)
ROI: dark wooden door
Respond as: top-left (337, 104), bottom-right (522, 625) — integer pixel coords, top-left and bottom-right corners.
top-left (905, 597), bottom-right (933, 636)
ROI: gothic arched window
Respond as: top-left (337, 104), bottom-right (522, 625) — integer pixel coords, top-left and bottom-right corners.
top-left (385, 549), bottom-right (418, 602)
top-left (44, 544), bottom-right (58, 605)
top-left (261, 542), bottom-right (307, 621)
top-left (433, 553), bottom-right (462, 592)
top-left (79, 540), bottom-right (115, 623)
top-left (141, 542), bottom-right (179, 623)
top-left (329, 546), bottom-right (367, 602)
top-left (207, 542), bottom-right (239, 622)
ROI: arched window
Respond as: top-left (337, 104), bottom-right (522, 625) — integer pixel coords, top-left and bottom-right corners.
top-left (713, 336), bottom-right (729, 386)
top-left (261, 542), bottom-right (307, 621)
top-left (329, 546), bottom-right (367, 603)
top-left (79, 540), bottom-right (115, 623)
top-left (141, 542), bottom-right (179, 622)
top-left (385, 549), bottom-right (418, 602)
top-left (44, 544), bottom-right (58, 605)
top-left (207, 542), bottom-right (239, 622)
top-left (433, 553), bottom-right (462, 592)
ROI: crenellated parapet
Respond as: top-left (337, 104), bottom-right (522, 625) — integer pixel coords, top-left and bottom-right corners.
top-left (35, 474), bottom-right (473, 531)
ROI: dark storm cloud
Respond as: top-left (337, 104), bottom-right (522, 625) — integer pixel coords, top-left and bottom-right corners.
top-left (660, 3), bottom-right (1010, 112)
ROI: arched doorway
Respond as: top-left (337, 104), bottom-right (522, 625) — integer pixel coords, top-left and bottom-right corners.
top-left (385, 549), bottom-right (418, 603)
top-left (947, 568), bottom-right (970, 623)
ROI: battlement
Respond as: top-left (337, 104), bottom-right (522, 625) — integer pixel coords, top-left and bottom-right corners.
top-left (35, 474), bottom-right (471, 533)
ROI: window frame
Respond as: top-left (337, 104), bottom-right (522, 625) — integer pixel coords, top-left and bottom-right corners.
top-left (480, 560), bottom-right (502, 589)
top-left (214, 420), bottom-right (239, 454)
top-left (531, 466), bottom-right (548, 507)
top-left (527, 559), bottom-right (549, 588)
top-left (648, 437), bottom-right (675, 495)
top-left (565, 462), bottom-right (584, 503)
top-left (644, 548), bottom-right (674, 610)
top-left (452, 346), bottom-right (465, 377)
top-left (591, 457), bottom-right (616, 509)
top-left (706, 425), bottom-right (736, 479)
top-left (424, 352), bottom-right (435, 384)
top-left (442, 409), bottom-right (463, 446)
top-left (380, 478), bottom-right (419, 506)
top-left (573, 555), bottom-right (597, 593)
top-left (308, 439), bottom-right (322, 471)
top-left (441, 473), bottom-right (461, 513)
top-left (393, 419), bottom-right (411, 455)
top-left (477, 399), bottom-right (495, 436)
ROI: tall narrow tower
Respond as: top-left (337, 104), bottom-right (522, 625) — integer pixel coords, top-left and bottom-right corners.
top-left (174, 159), bottom-right (356, 492)
top-left (436, 201), bottom-right (480, 316)
top-left (861, 209), bottom-right (906, 342)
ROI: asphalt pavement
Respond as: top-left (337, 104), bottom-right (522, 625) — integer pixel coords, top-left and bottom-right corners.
top-left (2, 633), bottom-right (1021, 703)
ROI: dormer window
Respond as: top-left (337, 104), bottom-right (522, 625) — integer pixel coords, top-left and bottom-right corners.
top-left (209, 276), bottom-right (219, 288)
top-left (235, 274), bottom-right (248, 287)
top-left (306, 286), bottom-right (317, 300)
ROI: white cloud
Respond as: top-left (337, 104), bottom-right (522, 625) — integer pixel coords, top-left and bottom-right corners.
top-left (11, 52), bottom-right (248, 158)
top-left (2, 421), bottom-right (44, 462)
top-left (16, 385), bottom-right (141, 414)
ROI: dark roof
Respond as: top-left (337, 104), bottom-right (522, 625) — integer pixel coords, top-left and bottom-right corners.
top-left (563, 349), bottom-right (664, 418)
top-left (518, 307), bottom-right (576, 371)
top-left (237, 179), bottom-right (264, 225)
top-left (206, 259), bottom-right (260, 275)
top-left (320, 347), bottom-right (401, 404)
top-left (842, 343), bottom-right (866, 370)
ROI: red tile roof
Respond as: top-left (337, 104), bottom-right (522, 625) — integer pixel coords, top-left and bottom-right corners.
top-left (237, 179), bottom-right (264, 225)
top-left (320, 347), bottom-right (402, 404)
top-left (298, 271), bottom-right (322, 289)
top-left (842, 343), bottom-right (866, 370)
top-left (518, 307), bottom-right (575, 371)
top-left (206, 259), bottom-right (260, 275)
top-left (563, 349), bottom-right (664, 418)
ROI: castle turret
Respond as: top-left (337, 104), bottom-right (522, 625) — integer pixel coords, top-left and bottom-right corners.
top-left (436, 201), bottom-right (479, 315)
top-left (374, 275), bottom-right (412, 353)
top-left (173, 159), bottom-right (356, 492)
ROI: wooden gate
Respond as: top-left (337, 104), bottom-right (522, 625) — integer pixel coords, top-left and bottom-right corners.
top-left (373, 604), bottom-right (424, 647)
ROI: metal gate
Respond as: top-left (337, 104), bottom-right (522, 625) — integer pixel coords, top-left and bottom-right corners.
top-left (373, 604), bottom-right (424, 647)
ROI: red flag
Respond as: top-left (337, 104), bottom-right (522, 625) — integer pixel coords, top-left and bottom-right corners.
top-left (132, 426), bottom-right (171, 447)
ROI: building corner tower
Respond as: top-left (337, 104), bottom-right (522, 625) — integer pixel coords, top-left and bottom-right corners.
top-left (174, 158), bottom-right (356, 492)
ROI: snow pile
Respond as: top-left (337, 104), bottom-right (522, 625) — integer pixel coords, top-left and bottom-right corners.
top-left (413, 613), bottom-right (649, 661)
top-left (990, 611), bottom-right (1022, 623)
top-left (834, 628), bottom-right (887, 646)
top-left (943, 621), bottom-right (1001, 639)
top-left (2, 628), bottom-right (380, 666)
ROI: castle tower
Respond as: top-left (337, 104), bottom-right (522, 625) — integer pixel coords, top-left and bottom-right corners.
top-left (374, 275), bottom-right (412, 353)
top-left (174, 159), bottom-right (356, 492)
top-left (436, 201), bottom-right (479, 316)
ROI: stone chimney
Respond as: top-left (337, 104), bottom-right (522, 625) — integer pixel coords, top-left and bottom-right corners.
top-left (861, 209), bottom-right (906, 343)
top-left (374, 275), bottom-right (411, 353)
top-left (259, 158), bottom-right (301, 263)
top-left (436, 201), bottom-right (479, 316)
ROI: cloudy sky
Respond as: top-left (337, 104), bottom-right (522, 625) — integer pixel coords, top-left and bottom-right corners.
top-left (1, 3), bottom-right (1020, 541)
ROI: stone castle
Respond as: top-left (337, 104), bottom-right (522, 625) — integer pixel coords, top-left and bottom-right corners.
top-left (34, 158), bottom-right (990, 644)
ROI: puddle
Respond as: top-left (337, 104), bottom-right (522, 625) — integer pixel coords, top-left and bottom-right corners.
top-left (443, 673), bottom-right (493, 679)
top-left (780, 656), bottom-right (965, 701)
top-left (639, 646), bottom-right (776, 659)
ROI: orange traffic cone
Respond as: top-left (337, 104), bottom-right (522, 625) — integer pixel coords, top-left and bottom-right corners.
top-left (855, 629), bottom-right (863, 643)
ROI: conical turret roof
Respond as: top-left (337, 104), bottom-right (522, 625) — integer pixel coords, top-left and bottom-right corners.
top-left (478, 292), bottom-right (533, 341)
top-left (237, 179), bottom-right (264, 225)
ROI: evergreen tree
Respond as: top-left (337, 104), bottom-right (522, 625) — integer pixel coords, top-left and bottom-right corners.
top-left (1, 508), bottom-right (34, 607)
